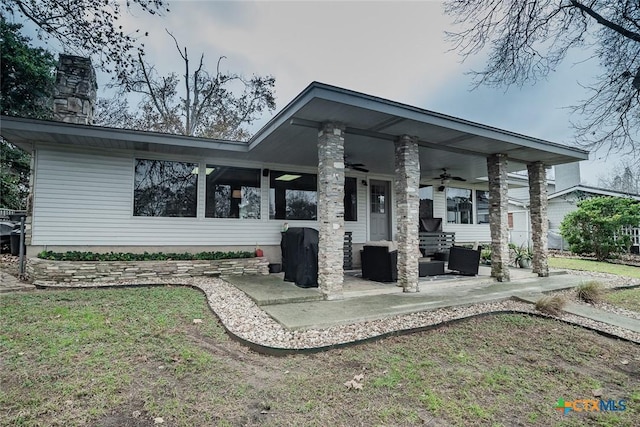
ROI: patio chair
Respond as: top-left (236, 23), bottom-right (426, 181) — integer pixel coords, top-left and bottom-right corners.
top-left (447, 246), bottom-right (481, 276)
top-left (361, 245), bottom-right (398, 282)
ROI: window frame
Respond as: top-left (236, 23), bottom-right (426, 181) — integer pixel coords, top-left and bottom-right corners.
top-left (204, 164), bottom-right (262, 220)
top-left (133, 158), bottom-right (199, 218)
top-left (269, 170), bottom-right (318, 220)
top-left (446, 186), bottom-right (474, 225)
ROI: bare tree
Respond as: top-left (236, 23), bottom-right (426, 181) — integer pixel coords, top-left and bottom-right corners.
top-left (444, 0), bottom-right (640, 156)
top-left (598, 159), bottom-right (640, 194)
top-left (3, 0), bottom-right (168, 83)
top-left (97, 31), bottom-right (275, 140)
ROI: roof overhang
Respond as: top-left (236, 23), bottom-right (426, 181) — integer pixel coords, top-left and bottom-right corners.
top-left (247, 82), bottom-right (588, 182)
top-left (549, 185), bottom-right (640, 200)
top-left (1, 81), bottom-right (589, 182)
top-left (0, 116), bottom-right (249, 157)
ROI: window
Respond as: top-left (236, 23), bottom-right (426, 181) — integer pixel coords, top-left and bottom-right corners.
top-left (269, 170), bottom-right (317, 220)
top-left (419, 186), bottom-right (434, 218)
top-left (205, 165), bottom-right (261, 219)
top-left (476, 190), bottom-right (490, 224)
top-left (446, 187), bottom-right (473, 224)
top-left (370, 182), bottom-right (386, 214)
top-left (344, 177), bottom-right (357, 221)
top-left (134, 159), bottom-right (198, 217)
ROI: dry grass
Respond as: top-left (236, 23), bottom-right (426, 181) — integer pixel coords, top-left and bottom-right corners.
top-left (576, 280), bottom-right (605, 304)
top-left (534, 294), bottom-right (567, 316)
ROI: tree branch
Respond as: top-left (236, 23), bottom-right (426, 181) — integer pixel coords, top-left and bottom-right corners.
top-left (571, 0), bottom-right (640, 42)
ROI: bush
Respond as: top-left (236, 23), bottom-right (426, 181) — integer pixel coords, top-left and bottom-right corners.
top-left (560, 197), bottom-right (640, 261)
top-left (534, 295), bottom-right (566, 316)
top-left (37, 250), bottom-right (254, 261)
top-left (576, 281), bottom-right (604, 304)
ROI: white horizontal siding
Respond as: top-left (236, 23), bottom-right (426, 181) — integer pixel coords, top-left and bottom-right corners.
top-left (32, 147), bottom-right (368, 247)
top-left (549, 199), bottom-right (577, 230)
top-left (346, 175), bottom-right (367, 243)
top-left (431, 185), bottom-right (491, 243)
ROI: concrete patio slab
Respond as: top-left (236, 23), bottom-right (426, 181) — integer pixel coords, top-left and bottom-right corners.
top-left (226, 269), bottom-right (612, 330)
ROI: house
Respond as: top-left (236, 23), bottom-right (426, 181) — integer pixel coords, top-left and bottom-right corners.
top-left (508, 163), bottom-right (640, 249)
top-left (0, 55), bottom-right (589, 298)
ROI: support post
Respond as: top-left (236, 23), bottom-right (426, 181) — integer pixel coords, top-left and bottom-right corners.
top-left (528, 162), bottom-right (549, 277)
top-left (317, 122), bottom-right (345, 299)
top-left (394, 135), bottom-right (420, 292)
top-left (487, 154), bottom-right (510, 281)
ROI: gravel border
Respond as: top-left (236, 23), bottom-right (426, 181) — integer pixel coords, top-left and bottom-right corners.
top-left (28, 273), bottom-right (640, 349)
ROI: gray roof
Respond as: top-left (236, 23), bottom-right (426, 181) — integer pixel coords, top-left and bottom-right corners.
top-left (0, 81), bottom-right (589, 181)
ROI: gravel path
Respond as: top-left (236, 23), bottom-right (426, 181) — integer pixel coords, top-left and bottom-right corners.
top-left (29, 273), bottom-right (638, 349)
top-left (195, 276), bottom-right (640, 349)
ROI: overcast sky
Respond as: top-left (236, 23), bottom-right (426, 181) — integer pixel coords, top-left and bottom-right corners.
top-left (16, 0), bottom-right (628, 185)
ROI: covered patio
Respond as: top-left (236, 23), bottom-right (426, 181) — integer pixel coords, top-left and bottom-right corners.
top-left (249, 83), bottom-right (589, 299)
top-left (223, 267), bottom-right (617, 330)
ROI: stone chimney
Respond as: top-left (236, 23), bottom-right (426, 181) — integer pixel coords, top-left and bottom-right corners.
top-left (53, 54), bottom-right (97, 124)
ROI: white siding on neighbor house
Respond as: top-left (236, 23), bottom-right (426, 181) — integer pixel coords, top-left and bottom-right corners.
top-left (32, 146), bottom-right (370, 247)
top-left (509, 208), bottom-right (530, 247)
top-left (548, 198), bottom-right (578, 230)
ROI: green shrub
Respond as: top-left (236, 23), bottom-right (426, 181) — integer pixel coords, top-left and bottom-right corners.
top-left (37, 250), bottom-right (254, 261)
top-left (534, 295), bottom-right (566, 316)
top-left (560, 197), bottom-right (640, 261)
top-left (576, 281), bottom-right (604, 304)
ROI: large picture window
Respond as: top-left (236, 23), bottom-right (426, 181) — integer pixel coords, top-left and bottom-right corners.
top-left (269, 170), bottom-right (317, 220)
top-left (476, 190), bottom-right (490, 224)
top-left (345, 177), bottom-right (357, 221)
top-left (134, 159), bottom-right (198, 217)
top-left (205, 165), bottom-right (261, 219)
top-left (446, 187), bottom-right (473, 224)
top-left (419, 185), bottom-right (434, 218)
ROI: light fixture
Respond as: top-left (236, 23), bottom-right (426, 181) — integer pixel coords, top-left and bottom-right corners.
top-left (361, 179), bottom-right (368, 186)
top-left (275, 174), bottom-right (301, 181)
top-left (231, 189), bottom-right (242, 199)
top-left (438, 185), bottom-right (445, 192)
top-left (191, 167), bottom-right (215, 175)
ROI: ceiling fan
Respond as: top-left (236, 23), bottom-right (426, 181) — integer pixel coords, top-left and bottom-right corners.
top-left (433, 168), bottom-right (466, 183)
top-left (344, 156), bottom-right (369, 173)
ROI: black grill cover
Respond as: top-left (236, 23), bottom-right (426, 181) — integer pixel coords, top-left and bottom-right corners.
top-left (281, 227), bottom-right (318, 288)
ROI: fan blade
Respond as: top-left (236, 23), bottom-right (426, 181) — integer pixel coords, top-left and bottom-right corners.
top-left (452, 176), bottom-right (466, 181)
top-left (351, 166), bottom-right (369, 173)
top-left (348, 162), bottom-right (366, 167)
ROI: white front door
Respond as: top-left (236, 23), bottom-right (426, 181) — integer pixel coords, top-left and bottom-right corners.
top-left (370, 180), bottom-right (390, 241)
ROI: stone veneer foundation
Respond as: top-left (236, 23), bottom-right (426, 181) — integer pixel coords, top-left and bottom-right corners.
top-left (28, 257), bottom-right (269, 286)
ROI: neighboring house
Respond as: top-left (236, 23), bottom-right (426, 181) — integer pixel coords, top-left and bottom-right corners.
top-left (509, 163), bottom-right (640, 250)
top-left (1, 55), bottom-right (589, 297)
top-left (547, 185), bottom-right (640, 250)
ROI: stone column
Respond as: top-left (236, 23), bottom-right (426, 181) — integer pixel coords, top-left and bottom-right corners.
top-left (394, 135), bottom-right (420, 292)
top-left (527, 162), bottom-right (549, 277)
top-left (487, 154), bottom-right (510, 282)
top-left (317, 122), bottom-right (345, 300)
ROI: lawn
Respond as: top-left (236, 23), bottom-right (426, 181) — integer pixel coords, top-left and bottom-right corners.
top-left (605, 287), bottom-right (640, 312)
top-left (1, 286), bottom-right (638, 426)
top-left (549, 257), bottom-right (640, 279)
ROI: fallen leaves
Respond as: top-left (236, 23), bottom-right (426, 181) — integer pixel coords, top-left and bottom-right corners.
top-left (344, 373), bottom-right (365, 390)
